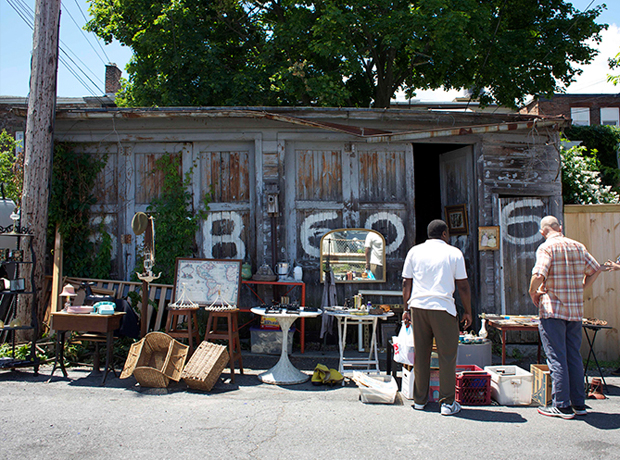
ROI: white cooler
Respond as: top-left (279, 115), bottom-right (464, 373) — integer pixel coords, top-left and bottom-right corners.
top-left (484, 365), bottom-right (533, 405)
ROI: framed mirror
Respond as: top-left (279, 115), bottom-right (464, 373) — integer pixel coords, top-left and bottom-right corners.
top-left (320, 229), bottom-right (386, 283)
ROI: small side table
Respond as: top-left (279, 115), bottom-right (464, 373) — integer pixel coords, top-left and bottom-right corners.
top-left (324, 310), bottom-right (394, 379)
top-left (250, 307), bottom-right (321, 385)
top-left (583, 323), bottom-right (612, 393)
top-left (49, 312), bottom-right (125, 386)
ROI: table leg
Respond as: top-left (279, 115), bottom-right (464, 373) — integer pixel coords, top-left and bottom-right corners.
top-left (101, 331), bottom-right (114, 386)
top-left (336, 317), bottom-right (345, 376)
top-left (49, 331), bottom-right (68, 381)
top-left (583, 328), bottom-right (607, 392)
top-left (258, 316), bottom-right (308, 385)
top-left (301, 317), bottom-right (305, 354)
top-left (501, 330), bottom-right (507, 365)
top-left (369, 318), bottom-right (379, 372)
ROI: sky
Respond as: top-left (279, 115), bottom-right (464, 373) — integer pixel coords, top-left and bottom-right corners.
top-left (0, 0), bottom-right (618, 102)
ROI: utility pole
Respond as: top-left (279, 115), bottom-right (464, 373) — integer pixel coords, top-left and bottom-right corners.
top-left (17, 0), bottom-right (61, 338)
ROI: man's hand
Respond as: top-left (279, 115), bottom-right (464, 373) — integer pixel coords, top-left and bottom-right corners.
top-left (460, 312), bottom-right (472, 330)
top-left (402, 310), bottom-right (411, 328)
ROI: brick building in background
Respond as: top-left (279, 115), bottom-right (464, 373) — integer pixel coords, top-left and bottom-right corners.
top-left (520, 93), bottom-right (620, 127)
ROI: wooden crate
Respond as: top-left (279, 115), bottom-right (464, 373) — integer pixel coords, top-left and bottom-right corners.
top-left (531, 364), bottom-right (552, 406)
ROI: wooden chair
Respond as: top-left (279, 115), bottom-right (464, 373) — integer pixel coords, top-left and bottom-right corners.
top-left (165, 308), bottom-right (200, 355)
top-left (204, 309), bottom-right (243, 382)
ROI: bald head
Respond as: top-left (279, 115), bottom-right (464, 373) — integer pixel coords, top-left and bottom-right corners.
top-left (540, 215), bottom-right (562, 237)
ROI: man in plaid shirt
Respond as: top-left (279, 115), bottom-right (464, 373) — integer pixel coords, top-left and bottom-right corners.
top-left (529, 216), bottom-right (603, 419)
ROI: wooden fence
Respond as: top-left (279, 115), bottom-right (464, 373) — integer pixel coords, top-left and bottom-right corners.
top-left (565, 204), bottom-right (620, 362)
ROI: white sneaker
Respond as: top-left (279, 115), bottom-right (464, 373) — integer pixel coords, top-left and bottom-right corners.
top-left (440, 401), bottom-right (461, 416)
top-left (413, 402), bottom-right (426, 410)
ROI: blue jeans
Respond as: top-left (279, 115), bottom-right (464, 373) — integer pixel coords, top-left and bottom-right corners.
top-left (538, 318), bottom-right (586, 408)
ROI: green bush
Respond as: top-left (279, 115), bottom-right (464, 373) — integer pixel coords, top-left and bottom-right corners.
top-left (563, 125), bottom-right (620, 189)
top-left (561, 144), bottom-right (620, 204)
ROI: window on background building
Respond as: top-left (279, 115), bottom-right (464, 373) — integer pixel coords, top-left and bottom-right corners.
top-left (570, 107), bottom-right (590, 126)
top-left (600, 107), bottom-right (619, 126)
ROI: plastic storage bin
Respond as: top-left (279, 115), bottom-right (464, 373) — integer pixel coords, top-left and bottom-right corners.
top-left (484, 365), bottom-right (533, 405)
top-left (250, 326), bottom-right (294, 355)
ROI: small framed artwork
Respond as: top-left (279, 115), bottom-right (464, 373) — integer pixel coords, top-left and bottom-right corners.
top-left (445, 204), bottom-right (469, 236)
top-left (479, 226), bottom-right (500, 250)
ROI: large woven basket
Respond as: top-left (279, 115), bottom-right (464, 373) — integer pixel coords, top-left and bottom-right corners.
top-left (121, 332), bottom-right (189, 388)
top-left (181, 341), bottom-right (229, 391)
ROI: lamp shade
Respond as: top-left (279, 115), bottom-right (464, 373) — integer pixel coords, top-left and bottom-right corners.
top-left (60, 284), bottom-right (77, 297)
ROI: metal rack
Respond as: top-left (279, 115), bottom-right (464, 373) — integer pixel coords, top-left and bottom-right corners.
top-left (0, 227), bottom-right (39, 373)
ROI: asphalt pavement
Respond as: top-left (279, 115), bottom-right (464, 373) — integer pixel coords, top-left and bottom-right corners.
top-left (1, 351), bottom-right (619, 460)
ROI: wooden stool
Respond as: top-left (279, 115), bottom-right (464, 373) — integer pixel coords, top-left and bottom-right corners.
top-left (204, 309), bottom-right (244, 382)
top-left (165, 308), bottom-right (200, 354)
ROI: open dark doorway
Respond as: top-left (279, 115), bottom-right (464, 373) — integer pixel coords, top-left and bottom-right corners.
top-left (413, 143), bottom-right (468, 244)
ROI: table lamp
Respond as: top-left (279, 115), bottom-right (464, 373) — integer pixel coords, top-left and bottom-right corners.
top-left (60, 284), bottom-right (77, 310)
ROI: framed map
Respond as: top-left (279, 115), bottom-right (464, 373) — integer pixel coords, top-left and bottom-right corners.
top-left (172, 258), bottom-right (242, 307)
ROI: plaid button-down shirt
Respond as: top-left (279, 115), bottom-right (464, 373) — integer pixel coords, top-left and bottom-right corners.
top-left (531, 234), bottom-right (600, 321)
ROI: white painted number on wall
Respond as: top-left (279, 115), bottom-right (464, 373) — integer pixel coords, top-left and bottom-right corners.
top-left (300, 211), bottom-right (405, 258)
top-left (202, 212), bottom-right (246, 259)
top-left (500, 199), bottom-right (545, 246)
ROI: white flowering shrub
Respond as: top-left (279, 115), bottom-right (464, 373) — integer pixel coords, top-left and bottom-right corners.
top-left (561, 144), bottom-right (620, 204)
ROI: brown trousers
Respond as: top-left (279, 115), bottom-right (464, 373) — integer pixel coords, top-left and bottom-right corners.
top-left (411, 307), bottom-right (459, 405)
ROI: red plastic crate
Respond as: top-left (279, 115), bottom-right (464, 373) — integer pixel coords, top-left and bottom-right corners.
top-left (455, 365), bottom-right (491, 405)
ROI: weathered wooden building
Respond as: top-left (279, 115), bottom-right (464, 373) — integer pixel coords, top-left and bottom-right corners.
top-left (40, 107), bottom-right (566, 321)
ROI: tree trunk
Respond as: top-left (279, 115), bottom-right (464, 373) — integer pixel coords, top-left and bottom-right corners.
top-left (17, 0), bottom-right (61, 340)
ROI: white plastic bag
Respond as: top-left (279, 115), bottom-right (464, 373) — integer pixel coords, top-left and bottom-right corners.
top-left (392, 322), bottom-right (414, 366)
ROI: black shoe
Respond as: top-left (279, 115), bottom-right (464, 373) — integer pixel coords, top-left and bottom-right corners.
top-left (572, 405), bottom-right (588, 415)
top-left (611, 367), bottom-right (620, 376)
top-left (537, 406), bottom-right (575, 419)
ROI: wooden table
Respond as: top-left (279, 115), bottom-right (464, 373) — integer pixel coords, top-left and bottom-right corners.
top-left (49, 312), bottom-right (125, 386)
top-left (486, 317), bottom-right (541, 365)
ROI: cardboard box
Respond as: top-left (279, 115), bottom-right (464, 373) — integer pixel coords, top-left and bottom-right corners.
top-left (260, 316), bottom-right (280, 329)
top-left (401, 366), bottom-right (414, 399)
top-left (250, 326), bottom-right (294, 354)
top-left (355, 373), bottom-right (398, 404)
top-left (484, 365), bottom-right (533, 405)
top-left (531, 364), bottom-right (552, 406)
top-left (401, 368), bottom-right (441, 402)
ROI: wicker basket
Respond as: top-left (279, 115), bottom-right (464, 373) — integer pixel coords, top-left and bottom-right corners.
top-left (181, 341), bottom-right (229, 391)
top-left (120, 332), bottom-right (189, 388)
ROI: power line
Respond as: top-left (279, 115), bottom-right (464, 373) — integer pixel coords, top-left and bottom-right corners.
top-left (7, 0), bottom-right (103, 96)
top-left (71, 0), bottom-right (111, 63)
top-left (61, 1), bottom-right (106, 67)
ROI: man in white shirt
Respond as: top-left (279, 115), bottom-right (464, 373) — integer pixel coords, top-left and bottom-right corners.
top-left (364, 230), bottom-right (384, 279)
top-left (402, 219), bottom-right (472, 416)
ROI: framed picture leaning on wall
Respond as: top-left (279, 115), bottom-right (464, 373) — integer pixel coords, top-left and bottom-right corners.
top-left (444, 204), bottom-right (469, 236)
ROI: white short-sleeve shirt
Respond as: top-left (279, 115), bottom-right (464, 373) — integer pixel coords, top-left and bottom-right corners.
top-left (401, 239), bottom-right (467, 317)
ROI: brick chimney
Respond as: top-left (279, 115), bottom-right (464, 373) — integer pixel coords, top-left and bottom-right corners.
top-left (105, 63), bottom-right (122, 97)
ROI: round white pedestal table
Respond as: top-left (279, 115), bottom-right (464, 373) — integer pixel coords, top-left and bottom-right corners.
top-left (250, 307), bottom-right (322, 385)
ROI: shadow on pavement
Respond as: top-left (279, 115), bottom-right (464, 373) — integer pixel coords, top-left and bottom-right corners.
top-left (456, 406), bottom-right (527, 423)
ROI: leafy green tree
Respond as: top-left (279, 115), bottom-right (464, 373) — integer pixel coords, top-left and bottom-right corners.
top-left (609, 50), bottom-right (619, 85)
top-left (0, 130), bottom-right (23, 205)
top-left (87, 0), bottom-right (606, 108)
